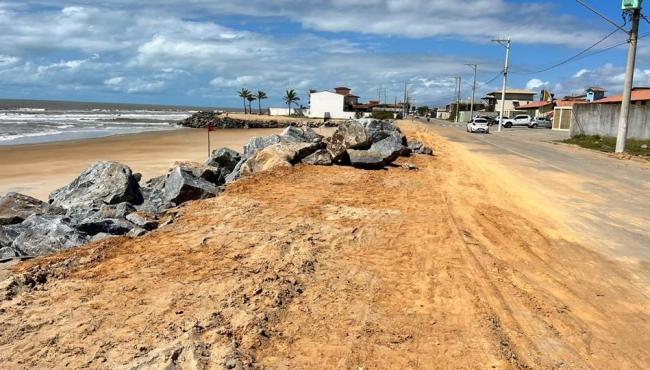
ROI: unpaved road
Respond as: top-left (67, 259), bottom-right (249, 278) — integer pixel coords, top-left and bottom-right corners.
top-left (0, 121), bottom-right (648, 369)
top-left (425, 120), bottom-right (650, 269)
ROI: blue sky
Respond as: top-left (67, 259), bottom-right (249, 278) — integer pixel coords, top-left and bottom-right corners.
top-left (0, 0), bottom-right (648, 108)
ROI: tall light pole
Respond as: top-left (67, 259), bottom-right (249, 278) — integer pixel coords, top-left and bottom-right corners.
top-left (616, 6), bottom-right (641, 153)
top-left (466, 64), bottom-right (478, 121)
top-left (493, 38), bottom-right (511, 132)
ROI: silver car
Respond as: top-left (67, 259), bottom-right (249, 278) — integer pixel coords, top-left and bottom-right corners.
top-left (528, 117), bottom-right (552, 128)
top-left (467, 118), bottom-right (490, 134)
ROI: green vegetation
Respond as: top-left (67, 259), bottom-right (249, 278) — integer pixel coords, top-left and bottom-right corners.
top-left (371, 111), bottom-right (395, 120)
top-left (416, 106), bottom-right (429, 116)
top-left (563, 135), bottom-right (650, 156)
top-left (256, 90), bottom-right (267, 115)
top-left (238, 88), bottom-right (252, 114)
top-left (283, 89), bottom-right (300, 115)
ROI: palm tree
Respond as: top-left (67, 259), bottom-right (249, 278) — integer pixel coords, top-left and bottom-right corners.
top-left (238, 88), bottom-right (251, 114)
top-left (247, 95), bottom-right (257, 115)
top-left (283, 89), bottom-right (300, 115)
top-left (256, 90), bottom-right (268, 115)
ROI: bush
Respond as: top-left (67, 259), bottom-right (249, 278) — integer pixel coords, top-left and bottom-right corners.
top-left (371, 111), bottom-right (395, 120)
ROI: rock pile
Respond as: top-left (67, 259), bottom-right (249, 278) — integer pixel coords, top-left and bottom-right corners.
top-left (178, 111), bottom-right (336, 129)
top-left (0, 119), bottom-right (433, 260)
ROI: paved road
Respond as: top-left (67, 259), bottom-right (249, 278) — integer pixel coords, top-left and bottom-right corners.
top-left (421, 118), bottom-right (650, 265)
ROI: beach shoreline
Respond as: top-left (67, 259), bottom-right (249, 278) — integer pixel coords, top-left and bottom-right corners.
top-left (1, 127), bottom-right (337, 201)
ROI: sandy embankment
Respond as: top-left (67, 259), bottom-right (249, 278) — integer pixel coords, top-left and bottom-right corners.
top-left (0, 127), bottom-right (332, 201)
top-left (0, 120), bottom-right (647, 368)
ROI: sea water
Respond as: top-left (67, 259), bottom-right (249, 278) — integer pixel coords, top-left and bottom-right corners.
top-left (0, 99), bottom-right (217, 145)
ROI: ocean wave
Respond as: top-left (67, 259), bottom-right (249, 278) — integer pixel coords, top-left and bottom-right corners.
top-left (0, 130), bottom-right (63, 141)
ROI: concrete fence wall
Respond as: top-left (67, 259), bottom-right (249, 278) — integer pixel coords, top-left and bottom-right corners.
top-left (571, 103), bottom-right (650, 139)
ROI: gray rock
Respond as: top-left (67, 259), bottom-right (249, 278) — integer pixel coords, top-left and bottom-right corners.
top-left (348, 131), bottom-right (405, 168)
top-left (11, 214), bottom-right (88, 257)
top-left (407, 139), bottom-right (434, 155)
top-left (243, 135), bottom-right (285, 158)
top-left (138, 175), bottom-right (167, 213)
top-left (0, 226), bottom-right (22, 259)
top-left (370, 131), bottom-right (405, 165)
top-left (77, 216), bottom-right (135, 236)
top-left (224, 159), bottom-right (246, 184)
top-left (174, 161), bottom-right (224, 185)
top-left (205, 148), bottom-right (241, 172)
top-left (326, 121), bottom-right (371, 161)
top-left (0, 192), bottom-right (49, 225)
top-left (126, 212), bottom-right (159, 231)
top-left (347, 149), bottom-right (386, 168)
top-left (49, 161), bottom-right (143, 209)
top-left (127, 227), bottom-right (148, 238)
top-left (90, 233), bottom-right (115, 242)
top-left (302, 149), bottom-right (333, 166)
top-left (281, 126), bottom-right (323, 143)
top-left (163, 166), bottom-right (219, 206)
top-left (362, 119), bottom-right (401, 143)
top-left (240, 142), bottom-right (321, 177)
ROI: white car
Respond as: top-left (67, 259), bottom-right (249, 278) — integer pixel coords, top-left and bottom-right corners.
top-left (503, 114), bottom-right (533, 128)
top-left (467, 118), bottom-right (490, 134)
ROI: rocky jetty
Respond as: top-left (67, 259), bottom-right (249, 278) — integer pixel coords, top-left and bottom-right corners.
top-left (0, 119), bottom-right (433, 260)
top-left (178, 111), bottom-right (336, 129)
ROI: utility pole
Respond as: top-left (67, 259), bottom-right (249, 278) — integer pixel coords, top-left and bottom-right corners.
top-left (454, 76), bottom-right (461, 123)
top-left (616, 7), bottom-right (641, 153)
top-left (492, 38), bottom-right (511, 132)
top-left (402, 81), bottom-right (408, 119)
top-left (466, 64), bottom-right (478, 122)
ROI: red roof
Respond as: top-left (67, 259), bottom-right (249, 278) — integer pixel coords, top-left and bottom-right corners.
top-left (556, 100), bottom-right (587, 107)
top-left (595, 88), bottom-right (650, 103)
top-left (516, 101), bottom-right (553, 110)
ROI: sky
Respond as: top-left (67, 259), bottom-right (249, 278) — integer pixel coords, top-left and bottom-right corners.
top-left (0, 0), bottom-right (649, 108)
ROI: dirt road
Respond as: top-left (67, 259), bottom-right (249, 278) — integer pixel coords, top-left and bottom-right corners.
top-left (0, 121), bottom-right (648, 369)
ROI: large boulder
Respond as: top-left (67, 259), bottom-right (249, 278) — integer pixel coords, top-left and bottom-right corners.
top-left (205, 148), bottom-right (241, 172)
top-left (163, 166), bottom-right (219, 207)
top-left (243, 135), bottom-right (285, 158)
top-left (0, 192), bottom-right (49, 225)
top-left (49, 161), bottom-right (143, 210)
top-left (138, 175), bottom-right (167, 213)
top-left (302, 149), bottom-right (333, 166)
top-left (360, 119), bottom-right (401, 143)
top-left (240, 142), bottom-right (320, 177)
top-left (281, 126), bottom-right (323, 143)
top-left (348, 131), bottom-right (405, 168)
top-left (173, 161), bottom-right (225, 185)
top-left (326, 121), bottom-right (371, 161)
top-left (11, 214), bottom-right (87, 257)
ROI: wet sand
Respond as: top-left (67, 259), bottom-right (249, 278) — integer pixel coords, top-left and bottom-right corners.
top-left (0, 127), bottom-right (333, 200)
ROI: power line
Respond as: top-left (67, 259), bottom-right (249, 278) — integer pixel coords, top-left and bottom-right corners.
top-left (510, 28), bottom-right (620, 75)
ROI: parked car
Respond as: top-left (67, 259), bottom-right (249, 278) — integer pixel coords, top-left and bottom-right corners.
top-left (467, 118), bottom-right (490, 134)
top-left (476, 115), bottom-right (497, 126)
top-left (502, 114), bottom-right (533, 128)
top-left (528, 117), bottom-right (552, 128)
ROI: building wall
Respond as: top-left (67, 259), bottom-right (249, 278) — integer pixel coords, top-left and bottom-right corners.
top-left (269, 107), bottom-right (305, 116)
top-left (571, 103), bottom-right (650, 139)
top-left (308, 92), bottom-right (356, 119)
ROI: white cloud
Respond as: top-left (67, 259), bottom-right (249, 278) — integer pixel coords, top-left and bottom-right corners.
top-left (525, 78), bottom-right (550, 91)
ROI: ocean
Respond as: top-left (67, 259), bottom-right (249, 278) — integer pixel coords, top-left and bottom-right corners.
top-left (0, 99), bottom-right (222, 146)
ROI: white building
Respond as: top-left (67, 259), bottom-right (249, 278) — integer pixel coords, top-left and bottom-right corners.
top-left (308, 87), bottom-right (359, 119)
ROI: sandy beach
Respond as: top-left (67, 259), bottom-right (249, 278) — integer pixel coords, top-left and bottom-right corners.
top-left (0, 127), bottom-right (331, 201)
